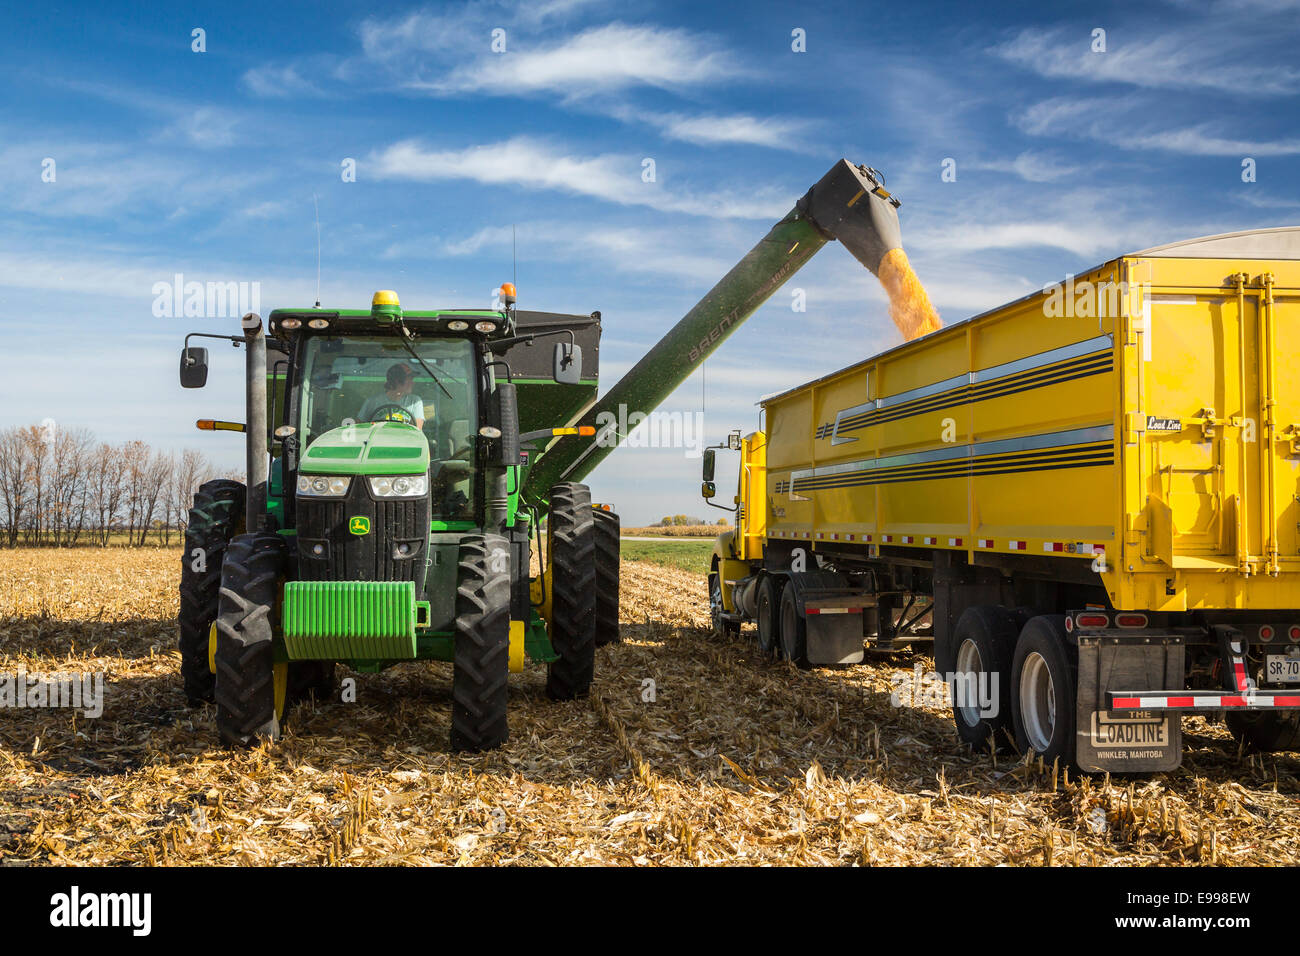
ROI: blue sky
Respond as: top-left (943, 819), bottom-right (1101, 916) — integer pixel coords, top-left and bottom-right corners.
top-left (2, 0), bottom-right (1298, 524)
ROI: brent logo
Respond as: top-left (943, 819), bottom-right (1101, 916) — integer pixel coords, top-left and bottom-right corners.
top-left (348, 516), bottom-right (370, 535)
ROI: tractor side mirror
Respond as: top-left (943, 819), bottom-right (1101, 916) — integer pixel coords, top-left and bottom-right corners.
top-left (701, 481), bottom-right (717, 500)
top-left (180, 347), bottom-right (209, 388)
top-left (553, 342), bottom-right (583, 385)
top-left (702, 448), bottom-right (716, 482)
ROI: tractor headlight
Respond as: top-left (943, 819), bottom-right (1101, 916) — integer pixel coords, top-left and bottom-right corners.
top-left (297, 474), bottom-right (351, 497)
top-left (369, 475), bottom-right (428, 498)
top-left (474, 321), bottom-right (497, 333)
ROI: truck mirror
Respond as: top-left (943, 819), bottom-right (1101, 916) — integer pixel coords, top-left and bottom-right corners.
top-left (553, 342), bottom-right (583, 385)
top-left (702, 448), bottom-right (716, 482)
top-left (180, 347), bottom-right (209, 388)
top-left (701, 481), bottom-right (716, 500)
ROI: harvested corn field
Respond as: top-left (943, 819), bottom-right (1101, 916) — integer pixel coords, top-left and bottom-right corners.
top-left (1, 547), bottom-right (1298, 866)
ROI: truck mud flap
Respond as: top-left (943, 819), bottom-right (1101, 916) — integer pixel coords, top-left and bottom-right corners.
top-left (805, 603), bottom-right (867, 665)
top-left (1076, 634), bottom-right (1184, 773)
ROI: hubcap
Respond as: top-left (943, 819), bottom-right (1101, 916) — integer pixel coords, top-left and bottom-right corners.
top-left (1019, 651), bottom-right (1055, 753)
top-left (954, 638), bottom-right (984, 728)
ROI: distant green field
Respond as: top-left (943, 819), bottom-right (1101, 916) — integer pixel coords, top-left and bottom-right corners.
top-left (620, 538), bottom-right (714, 575)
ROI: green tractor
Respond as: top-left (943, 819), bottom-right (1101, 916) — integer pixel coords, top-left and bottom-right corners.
top-left (177, 287), bottom-right (620, 751)
top-left (175, 159), bottom-right (911, 753)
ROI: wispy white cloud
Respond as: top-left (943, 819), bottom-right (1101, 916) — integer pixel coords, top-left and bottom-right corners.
top-left (242, 64), bottom-right (327, 99)
top-left (992, 26), bottom-right (1300, 95)
top-left (969, 151), bottom-right (1081, 183)
top-left (419, 220), bottom-right (736, 283)
top-left (1015, 96), bottom-right (1300, 156)
top-left (632, 111), bottom-right (812, 150)
top-left (366, 137), bottom-right (792, 220)
top-left (377, 20), bottom-right (742, 97)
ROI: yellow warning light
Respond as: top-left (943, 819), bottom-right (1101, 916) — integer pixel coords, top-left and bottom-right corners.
top-left (372, 290), bottom-right (400, 308)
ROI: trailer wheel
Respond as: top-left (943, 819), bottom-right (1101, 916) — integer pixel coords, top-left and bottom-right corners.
top-left (178, 479), bottom-right (245, 704)
top-left (756, 575), bottom-right (783, 657)
top-left (546, 483), bottom-right (596, 700)
top-left (1011, 615), bottom-right (1077, 765)
top-left (593, 508), bottom-right (621, 646)
top-left (1226, 710), bottom-right (1300, 753)
top-left (214, 532), bottom-right (288, 747)
top-left (450, 534), bottom-right (511, 752)
top-left (778, 585), bottom-right (812, 668)
top-left (709, 561), bottom-right (740, 639)
top-left (951, 606), bottom-right (1018, 752)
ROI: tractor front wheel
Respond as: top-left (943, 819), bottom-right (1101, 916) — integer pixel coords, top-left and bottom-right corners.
top-left (450, 534), bottom-right (511, 752)
top-left (546, 482), bottom-right (596, 699)
top-left (214, 532), bottom-right (288, 747)
top-left (178, 479), bottom-right (245, 704)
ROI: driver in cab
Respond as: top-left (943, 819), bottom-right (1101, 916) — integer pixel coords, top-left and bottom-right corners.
top-left (359, 363), bottom-right (426, 429)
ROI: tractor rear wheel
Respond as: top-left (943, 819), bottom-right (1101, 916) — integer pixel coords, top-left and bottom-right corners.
top-left (593, 508), bottom-right (621, 646)
top-left (451, 534), bottom-right (511, 752)
top-left (178, 479), bottom-right (246, 704)
top-left (546, 482), bottom-right (596, 700)
top-left (214, 532), bottom-right (288, 747)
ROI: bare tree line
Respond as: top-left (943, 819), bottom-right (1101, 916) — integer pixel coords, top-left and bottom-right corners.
top-left (0, 424), bottom-right (238, 547)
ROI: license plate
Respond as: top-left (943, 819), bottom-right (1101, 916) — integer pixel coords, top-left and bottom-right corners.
top-left (1265, 655), bottom-right (1300, 684)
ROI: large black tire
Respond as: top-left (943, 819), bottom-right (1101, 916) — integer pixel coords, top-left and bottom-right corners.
top-left (1226, 711), bottom-right (1300, 753)
top-left (178, 479), bottom-right (245, 704)
top-left (709, 560), bottom-right (740, 640)
top-left (450, 534), bottom-right (511, 752)
top-left (756, 575), bottom-right (783, 658)
top-left (593, 508), bottom-right (621, 646)
top-left (778, 584), bottom-right (811, 669)
top-left (546, 482), bottom-right (596, 700)
top-left (214, 532), bottom-right (286, 747)
top-left (1010, 615), bottom-right (1077, 766)
top-left (950, 606), bottom-right (1019, 752)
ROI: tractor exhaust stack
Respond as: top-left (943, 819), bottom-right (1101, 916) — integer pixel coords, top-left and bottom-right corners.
top-left (243, 312), bottom-right (269, 531)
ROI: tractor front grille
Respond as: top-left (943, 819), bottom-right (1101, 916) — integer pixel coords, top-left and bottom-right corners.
top-left (296, 477), bottom-right (429, 597)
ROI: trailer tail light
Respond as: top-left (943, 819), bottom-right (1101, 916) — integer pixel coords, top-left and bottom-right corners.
top-left (1115, 613), bottom-right (1148, 628)
top-left (1289, 626), bottom-right (1300, 642)
top-left (1075, 613), bottom-right (1110, 629)
top-left (1259, 624), bottom-right (1276, 643)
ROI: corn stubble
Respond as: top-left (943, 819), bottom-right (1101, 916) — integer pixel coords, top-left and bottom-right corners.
top-left (0, 548), bottom-right (1296, 866)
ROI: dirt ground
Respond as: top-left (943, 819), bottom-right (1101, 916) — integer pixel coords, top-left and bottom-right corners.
top-left (1, 548), bottom-right (1298, 866)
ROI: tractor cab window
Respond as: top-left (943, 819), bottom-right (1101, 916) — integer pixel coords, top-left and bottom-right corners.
top-left (297, 335), bottom-right (478, 519)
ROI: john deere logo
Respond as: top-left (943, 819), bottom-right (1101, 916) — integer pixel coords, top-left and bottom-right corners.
top-left (348, 516), bottom-right (370, 535)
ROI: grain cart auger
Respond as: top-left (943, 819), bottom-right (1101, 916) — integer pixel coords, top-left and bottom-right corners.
top-left (521, 158), bottom-right (916, 494)
top-left (177, 289), bottom-right (612, 752)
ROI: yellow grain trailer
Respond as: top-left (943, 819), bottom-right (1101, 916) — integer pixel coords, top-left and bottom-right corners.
top-left (703, 228), bottom-right (1300, 771)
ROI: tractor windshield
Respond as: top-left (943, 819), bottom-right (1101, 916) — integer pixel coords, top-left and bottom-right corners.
top-left (297, 335), bottom-right (478, 519)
